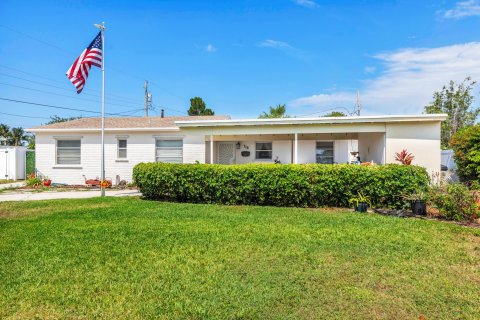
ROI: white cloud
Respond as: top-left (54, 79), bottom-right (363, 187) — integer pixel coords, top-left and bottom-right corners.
top-left (258, 39), bottom-right (312, 61)
top-left (290, 42), bottom-right (480, 115)
top-left (441, 0), bottom-right (480, 19)
top-left (205, 44), bottom-right (217, 53)
top-left (364, 66), bottom-right (376, 74)
top-left (259, 39), bottom-right (292, 49)
top-left (293, 0), bottom-right (317, 8)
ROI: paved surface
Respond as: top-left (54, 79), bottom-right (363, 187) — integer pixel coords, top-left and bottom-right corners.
top-left (0, 181), bottom-right (25, 190)
top-left (0, 189), bottom-right (141, 202)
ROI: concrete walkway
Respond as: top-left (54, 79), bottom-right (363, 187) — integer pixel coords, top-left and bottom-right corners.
top-left (0, 189), bottom-right (141, 202)
top-left (0, 181), bottom-right (25, 190)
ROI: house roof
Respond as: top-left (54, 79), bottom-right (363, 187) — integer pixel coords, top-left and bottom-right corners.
top-left (27, 114), bottom-right (448, 133)
top-left (27, 115), bottom-right (230, 132)
top-left (175, 114), bottom-right (448, 128)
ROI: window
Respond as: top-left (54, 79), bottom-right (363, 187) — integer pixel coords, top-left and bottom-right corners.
top-left (56, 140), bottom-right (81, 164)
top-left (155, 139), bottom-right (183, 163)
top-left (117, 139), bottom-right (127, 159)
top-left (255, 142), bottom-right (272, 160)
top-left (316, 141), bottom-right (334, 164)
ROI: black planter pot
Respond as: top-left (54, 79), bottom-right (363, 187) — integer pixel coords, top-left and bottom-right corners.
top-left (355, 202), bottom-right (369, 213)
top-left (411, 200), bottom-right (426, 215)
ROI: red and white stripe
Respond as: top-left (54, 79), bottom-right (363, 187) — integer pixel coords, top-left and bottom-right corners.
top-left (66, 47), bottom-right (102, 93)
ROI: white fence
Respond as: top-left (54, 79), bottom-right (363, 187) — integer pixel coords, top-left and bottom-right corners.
top-left (0, 146), bottom-right (27, 180)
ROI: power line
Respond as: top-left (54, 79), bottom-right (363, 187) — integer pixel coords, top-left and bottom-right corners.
top-left (0, 71), bottom-right (140, 105)
top-left (0, 25), bottom-right (187, 110)
top-left (0, 97), bottom-right (143, 116)
top-left (0, 111), bottom-right (50, 120)
top-left (0, 24), bottom-right (72, 54)
top-left (0, 64), bottom-right (140, 103)
top-left (0, 81), bottom-right (143, 110)
top-left (152, 103), bottom-right (186, 116)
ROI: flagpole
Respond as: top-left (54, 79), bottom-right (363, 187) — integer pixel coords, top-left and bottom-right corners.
top-left (95, 22), bottom-right (106, 197)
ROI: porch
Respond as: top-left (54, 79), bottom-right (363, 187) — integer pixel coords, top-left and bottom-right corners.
top-left (204, 132), bottom-right (385, 165)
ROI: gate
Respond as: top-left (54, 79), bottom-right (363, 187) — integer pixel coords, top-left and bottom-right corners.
top-left (0, 149), bottom-right (9, 180)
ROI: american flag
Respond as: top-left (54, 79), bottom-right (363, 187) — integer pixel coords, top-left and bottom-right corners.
top-left (66, 32), bottom-right (103, 93)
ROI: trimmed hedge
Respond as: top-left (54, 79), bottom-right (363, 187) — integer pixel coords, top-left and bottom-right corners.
top-left (133, 163), bottom-right (429, 208)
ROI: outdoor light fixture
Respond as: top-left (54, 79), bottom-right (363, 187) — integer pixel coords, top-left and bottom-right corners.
top-left (236, 142), bottom-right (241, 149)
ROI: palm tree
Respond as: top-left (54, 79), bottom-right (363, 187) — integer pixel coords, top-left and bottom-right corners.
top-left (9, 127), bottom-right (28, 146)
top-left (0, 124), bottom-right (11, 146)
top-left (258, 104), bottom-right (289, 119)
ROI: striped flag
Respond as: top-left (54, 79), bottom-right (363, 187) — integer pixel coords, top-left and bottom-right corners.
top-left (66, 32), bottom-right (103, 93)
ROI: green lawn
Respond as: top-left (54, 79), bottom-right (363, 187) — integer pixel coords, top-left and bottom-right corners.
top-left (0, 198), bottom-right (479, 319)
top-left (0, 179), bottom-right (16, 185)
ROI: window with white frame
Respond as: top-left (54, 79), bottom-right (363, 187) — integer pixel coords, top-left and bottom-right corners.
top-left (316, 141), bottom-right (334, 164)
top-left (155, 139), bottom-right (183, 163)
top-left (255, 142), bottom-right (272, 160)
top-left (56, 139), bottom-right (81, 164)
top-left (117, 139), bottom-right (127, 159)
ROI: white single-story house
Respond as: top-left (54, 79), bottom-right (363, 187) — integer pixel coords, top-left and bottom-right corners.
top-left (27, 114), bottom-right (447, 185)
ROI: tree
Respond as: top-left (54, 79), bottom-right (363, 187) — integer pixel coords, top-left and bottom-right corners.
top-left (26, 134), bottom-right (35, 149)
top-left (424, 77), bottom-right (480, 148)
top-left (8, 127), bottom-right (28, 146)
top-left (187, 97), bottom-right (214, 116)
top-left (46, 115), bottom-right (82, 125)
top-left (323, 111), bottom-right (346, 117)
top-left (259, 104), bottom-right (288, 119)
top-left (450, 124), bottom-right (480, 187)
top-left (0, 124), bottom-right (11, 145)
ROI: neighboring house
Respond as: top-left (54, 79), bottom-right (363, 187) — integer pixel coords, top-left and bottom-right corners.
top-left (27, 114), bottom-right (447, 185)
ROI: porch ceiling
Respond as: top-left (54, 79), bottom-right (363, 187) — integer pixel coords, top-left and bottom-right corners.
top-left (206, 133), bottom-right (359, 141)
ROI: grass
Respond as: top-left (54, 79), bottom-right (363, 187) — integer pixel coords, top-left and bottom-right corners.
top-left (0, 179), bottom-right (16, 185)
top-left (0, 198), bottom-right (479, 319)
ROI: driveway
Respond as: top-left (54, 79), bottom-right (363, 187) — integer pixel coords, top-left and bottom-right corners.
top-left (0, 189), bottom-right (141, 202)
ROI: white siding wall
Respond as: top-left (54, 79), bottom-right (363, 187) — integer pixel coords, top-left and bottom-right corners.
top-left (183, 134), bottom-right (206, 163)
top-left (35, 131), bottom-right (202, 185)
top-left (334, 140), bottom-right (358, 164)
top-left (385, 122), bottom-right (441, 175)
top-left (358, 132), bottom-right (385, 164)
top-left (208, 139), bottom-right (354, 164)
top-left (297, 140), bottom-right (316, 164)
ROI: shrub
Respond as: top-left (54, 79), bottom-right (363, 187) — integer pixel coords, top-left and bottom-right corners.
top-left (133, 163), bottom-right (429, 208)
top-left (25, 173), bottom-right (42, 187)
top-left (450, 124), bottom-right (480, 186)
top-left (428, 183), bottom-right (479, 221)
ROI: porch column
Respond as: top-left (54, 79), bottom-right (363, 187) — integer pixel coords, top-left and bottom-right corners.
top-left (210, 134), bottom-right (214, 164)
top-left (294, 132), bottom-right (298, 164)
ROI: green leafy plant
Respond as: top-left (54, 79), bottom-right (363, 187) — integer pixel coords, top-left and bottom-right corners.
top-left (402, 191), bottom-right (427, 201)
top-left (395, 149), bottom-right (414, 165)
top-left (348, 192), bottom-right (372, 208)
top-left (25, 173), bottom-right (42, 187)
top-left (428, 183), bottom-right (479, 221)
top-left (450, 124), bottom-right (480, 187)
top-left (133, 163), bottom-right (429, 208)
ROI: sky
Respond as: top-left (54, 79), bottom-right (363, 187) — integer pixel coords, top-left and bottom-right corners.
top-left (1, 0), bottom-right (480, 128)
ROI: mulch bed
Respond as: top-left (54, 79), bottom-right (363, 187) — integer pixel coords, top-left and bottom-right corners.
top-left (373, 208), bottom-right (480, 228)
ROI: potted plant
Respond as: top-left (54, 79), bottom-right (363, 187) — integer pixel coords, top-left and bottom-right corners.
top-left (403, 191), bottom-right (427, 215)
top-left (349, 192), bottom-right (372, 213)
top-left (43, 176), bottom-right (52, 187)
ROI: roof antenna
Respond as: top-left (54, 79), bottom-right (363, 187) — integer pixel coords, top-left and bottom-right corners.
top-left (356, 90), bottom-right (361, 116)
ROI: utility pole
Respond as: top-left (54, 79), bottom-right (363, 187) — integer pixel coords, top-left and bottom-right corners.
top-left (144, 80), bottom-right (152, 117)
top-left (356, 90), bottom-right (361, 116)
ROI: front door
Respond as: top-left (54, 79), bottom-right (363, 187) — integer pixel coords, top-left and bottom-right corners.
top-left (217, 142), bottom-right (236, 164)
